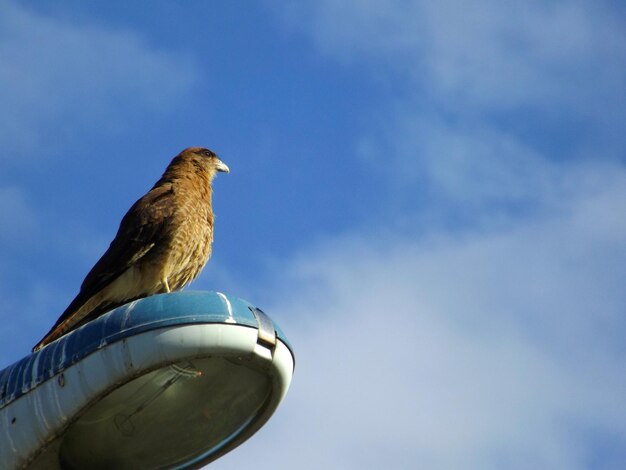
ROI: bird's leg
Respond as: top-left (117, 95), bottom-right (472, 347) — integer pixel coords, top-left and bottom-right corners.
top-left (162, 277), bottom-right (171, 293)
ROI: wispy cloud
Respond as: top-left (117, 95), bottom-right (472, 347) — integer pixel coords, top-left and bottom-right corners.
top-left (278, 0), bottom-right (626, 116)
top-left (210, 2), bottom-right (626, 469)
top-left (356, 113), bottom-right (625, 232)
top-left (215, 162), bottom-right (626, 469)
top-left (0, 1), bottom-right (199, 160)
top-left (275, 0), bottom-right (626, 225)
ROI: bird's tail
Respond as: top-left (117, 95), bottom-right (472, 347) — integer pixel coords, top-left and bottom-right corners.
top-left (32, 291), bottom-right (115, 352)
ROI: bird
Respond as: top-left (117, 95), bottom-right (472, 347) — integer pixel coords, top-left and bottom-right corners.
top-left (33, 147), bottom-right (229, 351)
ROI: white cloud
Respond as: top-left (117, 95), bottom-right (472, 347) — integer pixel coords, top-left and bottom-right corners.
top-left (213, 162), bottom-right (626, 469)
top-left (276, 0), bottom-right (626, 228)
top-left (0, 1), bottom-right (199, 159)
top-left (357, 112), bottom-right (626, 235)
top-left (416, 1), bottom-right (625, 115)
top-left (358, 115), bottom-right (558, 209)
top-left (278, 0), bottom-right (626, 116)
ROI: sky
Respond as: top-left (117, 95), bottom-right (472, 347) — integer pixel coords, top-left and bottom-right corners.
top-left (1, 1), bottom-right (625, 468)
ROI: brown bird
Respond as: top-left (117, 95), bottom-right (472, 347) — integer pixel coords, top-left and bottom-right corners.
top-left (33, 147), bottom-right (229, 351)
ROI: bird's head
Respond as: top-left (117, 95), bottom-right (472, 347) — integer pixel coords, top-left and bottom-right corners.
top-left (178, 147), bottom-right (230, 176)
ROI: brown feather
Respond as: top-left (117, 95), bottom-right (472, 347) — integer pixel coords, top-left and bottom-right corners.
top-left (33, 147), bottom-right (229, 351)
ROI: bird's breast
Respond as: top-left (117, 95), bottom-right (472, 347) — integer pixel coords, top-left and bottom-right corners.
top-left (161, 194), bottom-right (214, 289)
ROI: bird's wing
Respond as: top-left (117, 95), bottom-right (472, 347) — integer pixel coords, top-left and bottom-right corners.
top-left (35, 183), bottom-right (177, 347)
top-left (79, 182), bottom-right (176, 295)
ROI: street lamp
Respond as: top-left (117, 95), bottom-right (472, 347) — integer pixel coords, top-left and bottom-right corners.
top-left (0, 291), bottom-right (294, 469)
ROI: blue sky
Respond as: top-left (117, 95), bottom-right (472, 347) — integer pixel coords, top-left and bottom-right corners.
top-left (1, 1), bottom-right (625, 468)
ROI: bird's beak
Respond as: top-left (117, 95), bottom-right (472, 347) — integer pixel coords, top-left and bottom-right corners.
top-left (215, 159), bottom-right (230, 173)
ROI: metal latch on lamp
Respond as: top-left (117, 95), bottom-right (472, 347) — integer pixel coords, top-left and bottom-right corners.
top-left (249, 307), bottom-right (276, 350)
